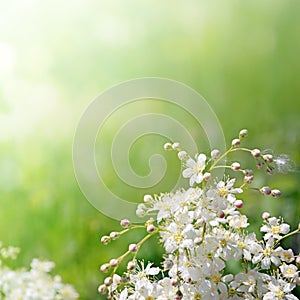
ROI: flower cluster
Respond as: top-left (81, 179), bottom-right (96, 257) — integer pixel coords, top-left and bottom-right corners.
top-left (99, 129), bottom-right (300, 299)
top-left (0, 242), bottom-right (79, 299)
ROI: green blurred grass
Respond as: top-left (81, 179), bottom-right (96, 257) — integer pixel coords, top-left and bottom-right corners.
top-left (0, 1), bottom-right (300, 298)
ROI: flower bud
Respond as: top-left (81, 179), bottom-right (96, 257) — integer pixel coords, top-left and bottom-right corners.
top-left (234, 200), bottom-right (243, 209)
top-left (109, 232), bottom-right (119, 240)
top-left (171, 278), bottom-right (178, 286)
top-left (251, 149), bottom-right (261, 158)
top-left (112, 274), bottom-right (122, 285)
top-left (147, 224), bottom-right (155, 233)
top-left (266, 166), bottom-right (275, 175)
top-left (163, 260), bottom-right (173, 270)
top-left (104, 276), bottom-right (112, 286)
top-left (128, 243), bottom-right (138, 252)
top-left (163, 142), bottom-right (173, 151)
top-left (211, 149), bottom-right (220, 159)
top-left (194, 237), bottom-right (203, 245)
top-left (127, 260), bottom-right (136, 270)
top-left (100, 263), bottom-right (110, 273)
top-left (244, 175), bottom-right (254, 184)
top-left (239, 129), bottom-right (248, 139)
top-left (178, 150), bottom-right (188, 160)
top-left (143, 194), bottom-right (152, 203)
top-left (219, 212), bottom-right (225, 218)
top-left (263, 154), bottom-right (273, 163)
top-left (256, 162), bottom-right (264, 170)
top-left (98, 284), bottom-right (107, 294)
top-left (231, 162), bottom-right (241, 171)
top-left (109, 258), bottom-right (118, 267)
top-left (172, 142), bottom-right (180, 151)
top-left (245, 169), bottom-right (254, 176)
top-left (231, 139), bottom-right (240, 147)
top-left (262, 212), bottom-right (270, 220)
top-left (100, 235), bottom-right (111, 245)
top-left (136, 203), bottom-right (146, 217)
top-left (271, 189), bottom-right (281, 198)
top-left (260, 186), bottom-right (272, 196)
top-left (203, 172), bottom-right (211, 181)
top-left (120, 219), bottom-right (130, 228)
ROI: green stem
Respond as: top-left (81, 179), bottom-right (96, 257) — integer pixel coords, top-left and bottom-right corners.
top-left (274, 228), bottom-right (300, 247)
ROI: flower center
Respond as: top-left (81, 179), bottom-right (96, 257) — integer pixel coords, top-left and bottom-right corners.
top-left (275, 288), bottom-right (284, 298)
top-left (271, 226), bottom-right (281, 234)
top-left (174, 233), bottom-right (184, 244)
top-left (218, 187), bottom-right (228, 198)
top-left (264, 248), bottom-right (271, 256)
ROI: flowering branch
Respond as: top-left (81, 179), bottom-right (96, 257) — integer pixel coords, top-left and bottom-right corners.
top-left (98, 129), bottom-right (300, 300)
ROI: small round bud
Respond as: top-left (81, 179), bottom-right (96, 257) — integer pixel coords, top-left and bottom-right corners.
top-left (231, 139), bottom-right (240, 147)
top-left (234, 200), bottom-right (243, 209)
top-left (231, 162), bottom-right (241, 171)
top-left (164, 142), bottom-right (173, 151)
top-left (266, 166), bottom-right (275, 175)
top-left (172, 142), bottom-right (180, 151)
top-left (163, 260), bottom-right (173, 270)
top-left (271, 189), bottom-right (281, 198)
top-left (256, 161), bottom-right (264, 170)
top-left (109, 258), bottom-right (118, 267)
top-left (203, 172), bottom-right (211, 181)
top-left (178, 150), bottom-right (188, 160)
top-left (147, 224), bottom-right (155, 233)
top-left (109, 232), bottom-right (119, 240)
top-left (244, 175), bottom-right (254, 184)
top-left (245, 169), bottom-right (254, 176)
top-left (136, 203), bottom-right (146, 217)
top-left (128, 243), bottom-right (138, 252)
top-left (171, 278), bottom-right (178, 286)
top-left (194, 237), bottom-right (203, 245)
top-left (211, 149), bottom-right (220, 160)
top-left (239, 129), bottom-right (248, 139)
top-left (262, 212), bottom-right (271, 220)
top-left (219, 212), bottom-right (225, 218)
top-left (296, 256), bottom-right (300, 267)
top-left (251, 149), bottom-right (261, 158)
top-left (104, 276), bottom-right (112, 286)
top-left (100, 263), bottom-right (110, 273)
top-left (112, 274), bottom-right (122, 285)
top-left (143, 194), bottom-right (152, 203)
top-left (263, 154), bottom-right (273, 163)
top-left (98, 284), bottom-right (107, 294)
top-left (127, 260), bottom-right (136, 270)
top-left (260, 186), bottom-right (272, 196)
top-left (100, 235), bottom-right (111, 245)
top-left (120, 219), bottom-right (130, 228)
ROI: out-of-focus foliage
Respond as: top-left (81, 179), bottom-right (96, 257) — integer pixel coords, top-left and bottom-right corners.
top-left (0, 1), bottom-right (299, 299)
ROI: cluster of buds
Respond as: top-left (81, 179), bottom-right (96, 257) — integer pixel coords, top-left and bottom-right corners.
top-left (98, 129), bottom-right (299, 299)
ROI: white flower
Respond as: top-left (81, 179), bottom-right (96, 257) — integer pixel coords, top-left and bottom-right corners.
top-left (207, 179), bottom-right (243, 210)
top-left (228, 215), bottom-right (249, 229)
top-left (277, 247), bottom-right (295, 263)
top-left (263, 279), bottom-right (298, 300)
top-left (234, 232), bottom-right (257, 261)
top-left (251, 238), bottom-right (281, 269)
top-left (260, 217), bottom-right (290, 241)
top-left (280, 264), bottom-right (298, 280)
top-left (182, 154), bottom-right (206, 186)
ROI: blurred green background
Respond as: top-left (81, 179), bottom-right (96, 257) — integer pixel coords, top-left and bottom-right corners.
top-left (0, 1), bottom-right (299, 299)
